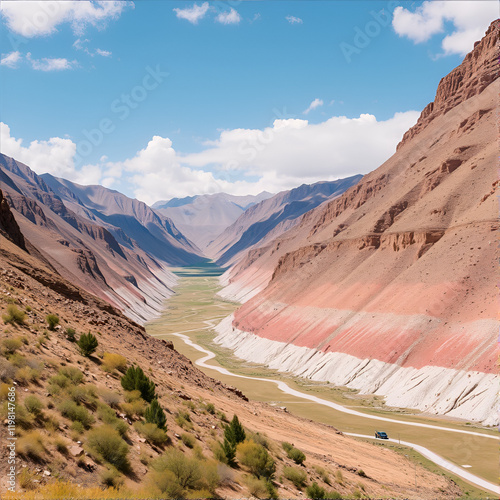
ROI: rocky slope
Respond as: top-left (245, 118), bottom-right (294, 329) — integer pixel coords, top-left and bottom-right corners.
top-left (0, 191), bottom-right (462, 499)
top-left (0, 155), bottom-right (203, 324)
top-left (153, 192), bottom-right (273, 250)
top-left (216, 21), bottom-right (499, 425)
top-left (207, 177), bottom-right (362, 267)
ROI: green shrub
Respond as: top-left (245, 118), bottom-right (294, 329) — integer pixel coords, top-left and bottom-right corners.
top-left (1, 401), bottom-right (32, 428)
top-left (68, 386), bottom-right (96, 408)
top-left (205, 402), bottom-right (215, 414)
top-left (86, 425), bottom-right (130, 472)
top-left (144, 398), bottom-right (166, 429)
top-left (175, 410), bottom-right (193, 430)
top-left (49, 373), bottom-right (71, 389)
top-left (65, 327), bottom-right (77, 342)
top-left (24, 395), bottom-right (44, 415)
top-left (237, 440), bottom-right (275, 479)
top-left (25, 306), bottom-right (32, 313)
top-left (46, 314), bottom-right (60, 331)
top-left (0, 358), bottom-right (16, 381)
top-left (120, 366), bottom-right (155, 402)
top-left (17, 431), bottom-right (46, 460)
top-left (9, 352), bottom-right (27, 368)
top-left (210, 441), bottom-right (228, 464)
top-left (2, 306), bottom-right (26, 326)
top-left (244, 476), bottom-right (268, 498)
top-left (146, 469), bottom-right (184, 498)
top-left (306, 482), bottom-right (326, 499)
top-left (54, 436), bottom-right (68, 454)
top-left (335, 470), bottom-right (344, 484)
top-left (2, 337), bottom-right (22, 353)
top-left (287, 446), bottom-right (306, 465)
top-left (326, 491), bottom-right (342, 499)
top-left (283, 466), bottom-right (307, 489)
top-left (102, 352), bottom-right (128, 373)
top-left (71, 421), bottom-right (85, 434)
top-left (15, 366), bottom-right (39, 385)
top-left (151, 448), bottom-right (202, 489)
top-left (98, 388), bottom-right (121, 407)
top-left (77, 332), bottom-right (98, 357)
top-left (58, 399), bottom-right (94, 428)
top-left (100, 467), bottom-right (123, 488)
top-left (222, 414), bottom-right (246, 465)
top-left (134, 422), bottom-right (168, 446)
top-left (124, 389), bottom-right (142, 402)
top-left (121, 399), bottom-right (146, 418)
top-left (96, 403), bottom-right (128, 436)
top-left (181, 433), bottom-right (196, 448)
top-left (59, 366), bottom-right (83, 384)
top-left (356, 469), bottom-right (367, 478)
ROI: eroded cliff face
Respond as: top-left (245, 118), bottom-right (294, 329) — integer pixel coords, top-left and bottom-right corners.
top-left (0, 189), bottom-right (26, 251)
top-left (220, 21), bottom-right (499, 424)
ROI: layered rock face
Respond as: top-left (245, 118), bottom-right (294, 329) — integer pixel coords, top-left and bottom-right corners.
top-left (0, 155), bottom-right (203, 324)
top-left (218, 21), bottom-right (499, 425)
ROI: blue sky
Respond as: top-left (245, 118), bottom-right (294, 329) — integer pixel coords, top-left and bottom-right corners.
top-left (0, 1), bottom-right (497, 203)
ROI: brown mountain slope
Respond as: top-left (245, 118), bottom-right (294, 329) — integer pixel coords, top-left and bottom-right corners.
top-left (0, 191), bottom-right (462, 499)
top-left (216, 21), bottom-right (499, 425)
top-left (0, 155), bottom-right (203, 324)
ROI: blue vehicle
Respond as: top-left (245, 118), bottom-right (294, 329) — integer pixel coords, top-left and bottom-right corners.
top-left (375, 431), bottom-right (388, 439)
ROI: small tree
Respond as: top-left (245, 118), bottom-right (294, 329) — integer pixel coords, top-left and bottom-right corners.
top-left (46, 314), bottom-right (60, 331)
top-left (222, 414), bottom-right (246, 465)
top-left (120, 366), bottom-right (156, 402)
top-left (237, 440), bottom-right (275, 479)
top-left (144, 398), bottom-right (167, 429)
top-left (77, 332), bottom-right (98, 357)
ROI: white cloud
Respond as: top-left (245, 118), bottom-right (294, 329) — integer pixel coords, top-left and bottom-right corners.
top-left (0, 51), bottom-right (22, 68)
top-left (303, 98), bottom-right (324, 115)
top-left (173, 2), bottom-right (209, 24)
top-left (393, 1), bottom-right (498, 56)
top-left (286, 15), bottom-right (303, 25)
top-left (73, 38), bottom-right (111, 57)
top-left (27, 53), bottom-right (77, 71)
top-left (0, 1), bottom-right (133, 38)
top-left (0, 108), bottom-right (419, 205)
top-left (95, 48), bottom-right (111, 57)
top-left (216, 8), bottom-right (241, 25)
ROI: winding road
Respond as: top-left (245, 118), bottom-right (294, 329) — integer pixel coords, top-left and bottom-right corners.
top-left (156, 322), bottom-right (499, 495)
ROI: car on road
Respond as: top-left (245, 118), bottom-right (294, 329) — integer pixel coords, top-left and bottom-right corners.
top-left (375, 431), bottom-right (389, 439)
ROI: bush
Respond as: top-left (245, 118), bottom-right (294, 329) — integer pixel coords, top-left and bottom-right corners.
top-left (15, 366), bottom-right (39, 385)
top-left (98, 388), bottom-right (121, 407)
top-left (0, 358), bottom-right (16, 381)
top-left (65, 327), bottom-right (77, 342)
top-left (68, 386), bottom-right (96, 407)
top-left (2, 337), bottom-right (22, 354)
top-left (1, 401), bottom-right (32, 428)
top-left (152, 448), bottom-right (202, 489)
top-left (335, 470), bottom-right (344, 484)
top-left (102, 352), bottom-right (128, 373)
top-left (144, 398), bottom-right (166, 429)
top-left (2, 306), bottom-right (26, 326)
top-left (210, 441), bottom-right (228, 464)
top-left (134, 422), bottom-right (168, 446)
top-left (287, 446), bottom-right (306, 465)
top-left (121, 366), bottom-right (155, 403)
top-left (237, 440), bottom-right (275, 479)
top-left (283, 466), bottom-right (307, 489)
top-left (181, 433), bottom-right (196, 448)
top-left (146, 469), bottom-right (184, 498)
top-left (357, 469), bottom-right (367, 478)
top-left (244, 476), bottom-right (268, 498)
top-left (205, 402), bottom-right (215, 414)
top-left (58, 399), bottom-right (95, 428)
top-left (77, 332), bottom-right (98, 357)
top-left (54, 436), bottom-right (68, 454)
top-left (100, 467), bottom-right (123, 488)
top-left (97, 404), bottom-right (128, 436)
top-left (59, 366), bottom-right (84, 384)
top-left (222, 414), bottom-right (246, 465)
top-left (307, 482), bottom-right (326, 499)
top-left (17, 431), bottom-right (46, 460)
top-left (24, 395), bottom-right (44, 415)
top-left (175, 410), bottom-right (193, 430)
top-left (121, 399), bottom-right (146, 418)
top-left (46, 314), bottom-right (60, 331)
top-left (49, 373), bottom-right (70, 389)
top-left (86, 425), bottom-right (130, 472)
top-left (18, 468), bottom-right (36, 490)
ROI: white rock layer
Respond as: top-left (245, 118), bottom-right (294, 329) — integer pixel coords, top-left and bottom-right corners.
top-left (214, 314), bottom-right (499, 426)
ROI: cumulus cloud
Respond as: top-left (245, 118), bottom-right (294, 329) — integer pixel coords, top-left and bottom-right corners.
top-left (216, 8), bottom-right (241, 25)
top-left (0, 0), bottom-right (133, 38)
top-left (0, 51), bottom-right (21, 68)
top-left (173, 2), bottom-right (209, 24)
top-left (95, 48), bottom-right (111, 57)
top-left (27, 53), bottom-right (77, 71)
top-left (303, 98), bottom-right (324, 115)
top-left (393, 1), bottom-right (498, 56)
top-left (0, 108), bottom-right (419, 205)
top-left (286, 15), bottom-right (303, 25)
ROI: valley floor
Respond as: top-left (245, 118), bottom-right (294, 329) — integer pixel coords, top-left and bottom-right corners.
top-left (145, 265), bottom-right (499, 496)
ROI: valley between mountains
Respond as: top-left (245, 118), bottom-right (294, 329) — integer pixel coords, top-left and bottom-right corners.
top-left (0, 18), bottom-right (498, 500)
